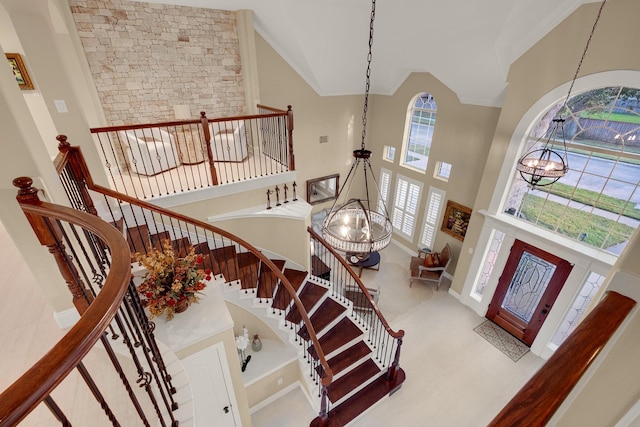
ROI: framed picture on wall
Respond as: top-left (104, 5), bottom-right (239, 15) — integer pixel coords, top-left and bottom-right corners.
top-left (441, 200), bottom-right (472, 241)
top-left (6, 53), bottom-right (34, 90)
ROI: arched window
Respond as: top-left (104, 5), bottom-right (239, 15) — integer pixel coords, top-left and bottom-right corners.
top-left (505, 86), bottom-right (640, 255)
top-left (400, 93), bottom-right (437, 173)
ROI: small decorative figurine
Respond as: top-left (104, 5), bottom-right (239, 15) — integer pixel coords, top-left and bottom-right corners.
top-left (283, 184), bottom-right (289, 203)
top-left (275, 185), bottom-right (281, 206)
top-left (292, 182), bottom-right (298, 201)
top-left (266, 189), bottom-right (273, 210)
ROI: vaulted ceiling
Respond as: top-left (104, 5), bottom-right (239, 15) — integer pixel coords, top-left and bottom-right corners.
top-left (151, 0), bottom-right (601, 106)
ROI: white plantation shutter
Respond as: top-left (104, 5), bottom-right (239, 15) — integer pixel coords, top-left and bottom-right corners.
top-left (392, 175), bottom-right (423, 239)
top-left (420, 187), bottom-right (446, 250)
top-left (377, 168), bottom-right (391, 215)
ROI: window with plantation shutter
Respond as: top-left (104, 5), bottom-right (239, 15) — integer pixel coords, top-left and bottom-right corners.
top-left (377, 168), bottom-right (392, 216)
top-left (392, 175), bottom-right (422, 240)
top-left (420, 186), bottom-right (446, 250)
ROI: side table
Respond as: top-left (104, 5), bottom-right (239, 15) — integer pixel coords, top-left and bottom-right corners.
top-left (346, 251), bottom-right (381, 278)
top-left (174, 129), bottom-right (205, 165)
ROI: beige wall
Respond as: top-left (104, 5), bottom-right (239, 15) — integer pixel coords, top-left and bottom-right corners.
top-left (366, 73), bottom-right (500, 272)
top-left (254, 33), bottom-right (364, 216)
top-left (453, 0), bottom-right (640, 295)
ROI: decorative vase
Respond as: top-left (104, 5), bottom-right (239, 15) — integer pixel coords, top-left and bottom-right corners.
top-left (251, 334), bottom-right (262, 352)
top-left (174, 299), bottom-right (189, 314)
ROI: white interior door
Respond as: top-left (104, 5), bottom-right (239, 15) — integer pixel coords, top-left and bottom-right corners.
top-left (182, 342), bottom-right (240, 426)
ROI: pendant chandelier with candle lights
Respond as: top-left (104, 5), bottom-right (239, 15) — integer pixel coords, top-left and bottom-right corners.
top-left (516, 0), bottom-right (608, 187)
top-left (322, 0), bottom-right (393, 256)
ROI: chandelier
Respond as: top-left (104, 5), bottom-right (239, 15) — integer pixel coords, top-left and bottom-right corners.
top-left (322, 0), bottom-right (392, 255)
top-left (516, 0), bottom-right (608, 187)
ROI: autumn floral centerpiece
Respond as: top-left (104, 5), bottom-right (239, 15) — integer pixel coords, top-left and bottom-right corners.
top-left (134, 240), bottom-right (211, 320)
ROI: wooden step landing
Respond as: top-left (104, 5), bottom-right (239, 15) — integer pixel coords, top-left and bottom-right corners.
top-left (298, 298), bottom-right (346, 341)
top-left (310, 368), bottom-right (406, 427)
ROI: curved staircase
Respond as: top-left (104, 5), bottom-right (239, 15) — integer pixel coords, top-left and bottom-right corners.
top-left (121, 220), bottom-right (404, 426)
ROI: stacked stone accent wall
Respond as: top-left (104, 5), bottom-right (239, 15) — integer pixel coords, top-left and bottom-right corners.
top-left (69, 0), bottom-right (245, 125)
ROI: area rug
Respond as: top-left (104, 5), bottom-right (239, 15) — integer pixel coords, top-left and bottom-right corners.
top-left (474, 320), bottom-right (530, 362)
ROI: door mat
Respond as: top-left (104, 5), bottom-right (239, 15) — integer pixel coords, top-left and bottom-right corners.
top-left (474, 320), bottom-right (530, 362)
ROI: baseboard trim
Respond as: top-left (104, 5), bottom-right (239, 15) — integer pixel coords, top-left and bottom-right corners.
top-left (53, 308), bottom-right (79, 329)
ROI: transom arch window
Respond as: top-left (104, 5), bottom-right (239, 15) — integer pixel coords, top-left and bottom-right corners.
top-left (505, 85), bottom-right (640, 255)
top-left (400, 92), bottom-right (437, 173)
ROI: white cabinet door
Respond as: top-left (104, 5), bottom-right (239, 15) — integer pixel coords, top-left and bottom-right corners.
top-left (182, 342), bottom-right (240, 426)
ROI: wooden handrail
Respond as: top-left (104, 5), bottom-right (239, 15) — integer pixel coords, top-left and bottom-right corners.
top-left (307, 226), bottom-right (405, 340)
top-left (489, 290), bottom-right (636, 426)
top-left (0, 194), bottom-right (131, 426)
top-left (54, 142), bottom-right (332, 385)
top-left (89, 110), bottom-right (288, 133)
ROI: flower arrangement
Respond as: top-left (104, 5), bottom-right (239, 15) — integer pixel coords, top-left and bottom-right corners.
top-left (134, 240), bottom-right (211, 320)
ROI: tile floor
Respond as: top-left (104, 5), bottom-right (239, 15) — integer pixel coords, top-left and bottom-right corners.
top-left (1, 219), bottom-right (545, 426)
top-left (252, 244), bottom-right (546, 427)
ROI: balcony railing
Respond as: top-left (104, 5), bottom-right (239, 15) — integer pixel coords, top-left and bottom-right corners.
top-left (89, 105), bottom-right (294, 200)
top-left (1, 177), bottom-right (179, 426)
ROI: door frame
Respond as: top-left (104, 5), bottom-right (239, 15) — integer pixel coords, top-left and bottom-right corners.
top-left (459, 214), bottom-right (615, 358)
top-left (486, 239), bottom-right (574, 346)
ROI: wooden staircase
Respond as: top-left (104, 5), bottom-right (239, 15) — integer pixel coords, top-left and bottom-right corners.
top-left (120, 222), bottom-right (404, 426)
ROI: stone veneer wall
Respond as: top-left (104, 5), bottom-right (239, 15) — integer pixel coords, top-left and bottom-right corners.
top-left (69, 0), bottom-right (245, 125)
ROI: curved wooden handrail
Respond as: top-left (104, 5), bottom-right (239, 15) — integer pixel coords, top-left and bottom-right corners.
top-left (0, 200), bottom-right (131, 426)
top-left (489, 290), bottom-right (636, 426)
top-left (89, 110), bottom-right (288, 134)
top-left (257, 104), bottom-right (288, 114)
top-left (54, 143), bottom-right (332, 386)
top-left (307, 226), bottom-right (405, 340)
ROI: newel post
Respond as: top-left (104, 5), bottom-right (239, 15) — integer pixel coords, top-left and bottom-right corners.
top-left (387, 335), bottom-right (404, 383)
top-left (200, 111), bottom-right (219, 185)
top-left (287, 105), bottom-right (295, 171)
top-left (13, 177), bottom-right (92, 315)
top-left (55, 135), bottom-right (98, 216)
top-left (318, 384), bottom-right (329, 426)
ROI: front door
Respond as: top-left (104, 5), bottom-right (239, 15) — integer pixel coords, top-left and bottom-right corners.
top-left (486, 239), bottom-right (573, 346)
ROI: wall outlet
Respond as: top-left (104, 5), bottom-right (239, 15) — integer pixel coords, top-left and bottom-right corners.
top-left (276, 378), bottom-right (283, 386)
top-left (319, 135), bottom-right (329, 144)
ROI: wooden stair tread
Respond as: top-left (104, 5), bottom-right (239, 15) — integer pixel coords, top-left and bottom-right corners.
top-left (311, 368), bottom-right (406, 427)
top-left (192, 242), bottom-right (213, 271)
top-left (298, 298), bottom-right (346, 341)
top-left (327, 359), bottom-right (381, 403)
top-left (149, 231), bottom-right (170, 251)
top-left (308, 317), bottom-right (362, 359)
top-left (316, 341), bottom-right (372, 378)
top-left (127, 224), bottom-right (150, 256)
top-left (237, 251), bottom-right (260, 290)
top-left (285, 282), bottom-right (328, 323)
top-left (109, 218), bottom-right (124, 233)
top-left (210, 246), bottom-right (239, 282)
top-left (257, 259), bottom-right (286, 299)
top-left (172, 237), bottom-right (192, 257)
top-left (272, 268), bottom-right (308, 310)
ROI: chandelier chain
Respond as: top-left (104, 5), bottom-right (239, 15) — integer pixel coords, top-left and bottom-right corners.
top-left (562, 0), bottom-right (607, 113)
top-left (361, 0), bottom-right (376, 150)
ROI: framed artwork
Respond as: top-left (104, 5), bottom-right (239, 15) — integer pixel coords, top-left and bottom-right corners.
top-left (6, 53), bottom-right (34, 90)
top-left (441, 200), bottom-right (472, 241)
